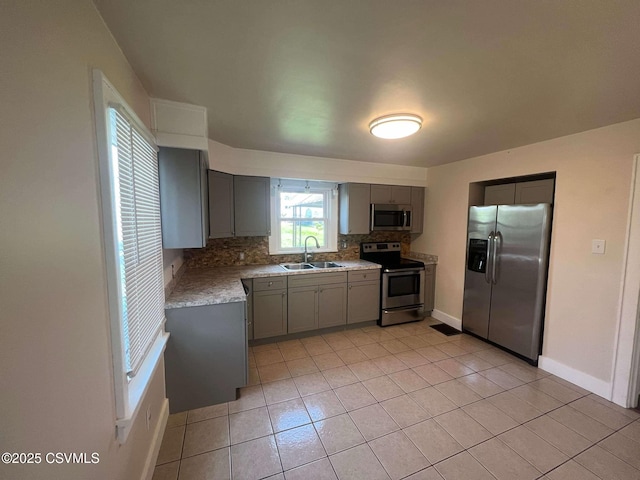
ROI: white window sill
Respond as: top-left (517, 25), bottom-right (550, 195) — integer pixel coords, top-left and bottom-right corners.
top-left (116, 330), bottom-right (169, 444)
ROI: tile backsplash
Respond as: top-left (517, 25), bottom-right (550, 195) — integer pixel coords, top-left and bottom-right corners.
top-left (184, 232), bottom-right (412, 268)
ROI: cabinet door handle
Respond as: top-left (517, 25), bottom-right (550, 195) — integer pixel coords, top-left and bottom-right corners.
top-left (281, 292), bottom-right (286, 297)
top-left (349, 285), bottom-right (352, 290)
top-left (320, 289), bottom-right (324, 293)
top-left (268, 281), bottom-right (273, 286)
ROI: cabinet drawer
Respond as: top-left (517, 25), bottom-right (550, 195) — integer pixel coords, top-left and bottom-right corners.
top-left (348, 270), bottom-right (379, 282)
top-left (424, 265), bottom-right (435, 275)
top-left (288, 271), bottom-right (347, 287)
top-left (253, 276), bottom-right (287, 292)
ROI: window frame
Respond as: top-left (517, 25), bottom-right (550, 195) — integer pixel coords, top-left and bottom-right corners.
top-left (268, 179), bottom-right (339, 255)
top-left (92, 70), bottom-right (169, 444)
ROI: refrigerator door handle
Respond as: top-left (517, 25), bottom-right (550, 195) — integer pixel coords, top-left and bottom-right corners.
top-left (492, 231), bottom-right (501, 284)
top-left (485, 232), bottom-right (494, 284)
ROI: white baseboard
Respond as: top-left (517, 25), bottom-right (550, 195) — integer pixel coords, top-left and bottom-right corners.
top-left (431, 310), bottom-right (462, 331)
top-left (538, 356), bottom-right (612, 400)
top-left (141, 398), bottom-right (170, 480)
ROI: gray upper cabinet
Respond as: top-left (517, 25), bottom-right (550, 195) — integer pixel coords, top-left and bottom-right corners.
top-left (371, 184), bottom-right (412, 204)
top-left (484, 183), bottom-right (516, 205)
top-left (410, 187), bottom-right (425, 234)
top-left (208, 170), bottom-right (234, 238)
top-left (514, 179), bottom-right (554, 204)
top-left (233, 175), bottom-right (271, 236)
top-left (339, 183), bottom-right (371, 234)
top-left (158, 147), bottom-right (208, 248)
top-left (485, 179), bottom-right (554, 206)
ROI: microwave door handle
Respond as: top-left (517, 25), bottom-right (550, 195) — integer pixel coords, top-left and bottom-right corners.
top-left (370, 204), bottom-right (375, 231)
top-left (403, 210), bottom-right (408, 228)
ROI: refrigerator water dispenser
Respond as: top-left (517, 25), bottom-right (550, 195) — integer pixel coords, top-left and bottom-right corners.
top-left (467, 239), bottom-right (488, 273)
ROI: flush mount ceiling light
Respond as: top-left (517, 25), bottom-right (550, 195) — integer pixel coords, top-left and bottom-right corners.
top-left (369, 114), bottom-right (422, 139)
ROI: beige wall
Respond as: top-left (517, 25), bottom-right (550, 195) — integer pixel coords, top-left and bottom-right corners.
top-left (413, 119), bottom-right (640, 390)
top-left (208, 139), bottom-right (428, 186)
top-left (1, 2), bottom-right (166, 479)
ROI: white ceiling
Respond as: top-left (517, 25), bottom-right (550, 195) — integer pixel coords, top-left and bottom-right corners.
top-left (94, 0), bottom-right (640, 167)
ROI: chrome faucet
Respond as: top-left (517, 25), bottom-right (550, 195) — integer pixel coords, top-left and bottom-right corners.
top-left (304, 236), bottom-right (320, 263)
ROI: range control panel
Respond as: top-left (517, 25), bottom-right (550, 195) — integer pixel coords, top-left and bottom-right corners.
top-left (361, 242), bottom-right (401, 253)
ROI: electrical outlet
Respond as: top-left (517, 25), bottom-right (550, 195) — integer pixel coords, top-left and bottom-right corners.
top-left (239, 252), bottom-right (245, 260)
top-left (146, 406), bottom-right (151, 431)
top-left (592, 239), bottom-right (606, 254)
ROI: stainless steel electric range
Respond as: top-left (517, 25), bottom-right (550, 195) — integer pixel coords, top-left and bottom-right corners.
top-left (360, 242), bottom-right (426, 326)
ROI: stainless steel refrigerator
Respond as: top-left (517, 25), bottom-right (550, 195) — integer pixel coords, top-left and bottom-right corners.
top-left (462, 204), bottom-right (552, 363)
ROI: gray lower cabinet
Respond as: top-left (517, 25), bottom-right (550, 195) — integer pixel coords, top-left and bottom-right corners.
top-left (319, 283), bottom-right (348, 328)
top-left (288, 285), bottom-right (318, 333)
top-left (424, 264), bottom-right (436, 312)
top-left (158, 147), bottom-right (208, 248)
top-left (288, 272), bottom-right (347, 333)
top-left (164, 302), bottom-right (247, 413)
top-left (252, 276), bottom-right (287, 339)
top-left (241, 279), bottom-right (253, 340)
top-left (347, 270), bottom-right (380, 324)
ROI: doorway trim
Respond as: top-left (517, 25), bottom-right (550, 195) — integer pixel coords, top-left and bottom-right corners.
top-left (611, 153), bottom-right (640, 407)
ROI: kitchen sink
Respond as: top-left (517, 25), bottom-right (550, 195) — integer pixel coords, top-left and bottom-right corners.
top-left (309, 261), bottom-right (342, 269)
top-left (280, 263), bottom-right (314, 270)
top-left (279, 262), bottom-right (342, 270)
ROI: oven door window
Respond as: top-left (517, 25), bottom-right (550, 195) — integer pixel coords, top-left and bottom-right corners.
top-left (374, 210), bottom-right (404, 227)
top-left (387, 273), bottom-right (420, 297)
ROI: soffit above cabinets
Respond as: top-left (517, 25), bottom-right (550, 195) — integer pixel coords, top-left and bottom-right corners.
top-left (94, 0), bottom-right (640, 167)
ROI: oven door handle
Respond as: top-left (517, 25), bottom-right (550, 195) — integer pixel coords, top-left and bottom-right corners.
top-left (382, 305), bottom-right (423, 313)
top-left (383, 267), bottom-right (425, 274)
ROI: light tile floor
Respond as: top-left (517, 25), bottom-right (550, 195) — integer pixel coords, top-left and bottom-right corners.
top-left (153, 319), bottom-right (640, 480)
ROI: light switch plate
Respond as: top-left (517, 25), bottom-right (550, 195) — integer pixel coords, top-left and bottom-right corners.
top-left (592, 239), bottom-right (606, 254)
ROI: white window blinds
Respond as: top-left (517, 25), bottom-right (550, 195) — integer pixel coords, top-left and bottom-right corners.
top-left (109, 107), bottom-right (164, 378)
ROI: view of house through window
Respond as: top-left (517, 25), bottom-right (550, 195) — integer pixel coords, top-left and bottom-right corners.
top-left (269, 179), bottom-right (338, 254)
top-left (279, 191), bottom-right (326, 248)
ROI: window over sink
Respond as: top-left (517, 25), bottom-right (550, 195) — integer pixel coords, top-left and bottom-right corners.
top-left (268, 179), bottom-right (338, 255)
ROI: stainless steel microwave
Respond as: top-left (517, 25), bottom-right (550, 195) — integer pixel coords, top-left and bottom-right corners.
top-left (371, 204), bottom-right (412, 231)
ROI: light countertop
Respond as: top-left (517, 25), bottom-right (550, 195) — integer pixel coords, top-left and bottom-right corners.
top-left (165, 260), bottom-right (381, 309)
